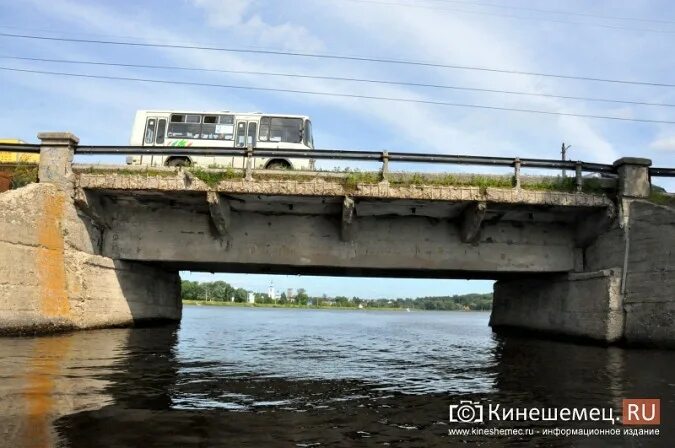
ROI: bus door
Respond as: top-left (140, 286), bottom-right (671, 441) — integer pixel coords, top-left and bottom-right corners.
top-left (235, 120), bottom-right (258, 168)
top-left (142, 116), bottom-right (167, 166)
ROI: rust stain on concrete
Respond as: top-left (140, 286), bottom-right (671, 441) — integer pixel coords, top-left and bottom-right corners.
top-left (37, 191), bottom-right (70, 317)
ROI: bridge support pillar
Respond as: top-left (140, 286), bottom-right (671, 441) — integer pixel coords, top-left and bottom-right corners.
top-left (491, 197), bottom-right (674, 347)
top-left (490, 269), bottom-right (625, 343)
top-left (0, 132), bottom-right (182, 335)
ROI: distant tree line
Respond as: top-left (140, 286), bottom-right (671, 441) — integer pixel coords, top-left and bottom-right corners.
top-left (393, 294), bottom-right (493, 311)
top-left (181, 280), bottom-right (492, 310)
top-left (181, 280), bottom-right (249, 303)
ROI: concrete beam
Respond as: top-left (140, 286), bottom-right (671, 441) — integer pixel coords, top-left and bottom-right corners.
top-left (206, 191), bottom-right (231, 240)
top-left (460, 201), bottom-right (487, 243)
top-left (102, 204), bottom-right (577, 277)
top-left (341, 196), bottom-right (355, 242)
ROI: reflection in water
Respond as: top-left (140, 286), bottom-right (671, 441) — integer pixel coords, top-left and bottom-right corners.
top-left (0, 308), bottom-right (672, 447)
top-left (0, 329), bottom-right (135, 448)
top-left (23, 337), bottom-right (72, 448)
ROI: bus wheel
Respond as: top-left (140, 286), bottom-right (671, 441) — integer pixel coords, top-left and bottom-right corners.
top-left (265, 159), bottom-right (292, 170)
top-left (166, 157), bottom-right (191, 167)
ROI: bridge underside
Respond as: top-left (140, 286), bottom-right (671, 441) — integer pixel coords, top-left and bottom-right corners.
top-left (84, 188), bottom-right (606, 279)
top-left (155, 261), bottom-right (558, 280)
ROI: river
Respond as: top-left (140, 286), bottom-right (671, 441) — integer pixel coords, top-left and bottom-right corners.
top-left (0, 306), bottom-right (672, 447)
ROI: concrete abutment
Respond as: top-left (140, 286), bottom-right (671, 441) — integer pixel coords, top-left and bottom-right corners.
top-left (490, 158), bottom-right (675, 347)
top-left (0, 134), bottom-right (181, 335)
top-left (490, 269), bottom-right (625, 343)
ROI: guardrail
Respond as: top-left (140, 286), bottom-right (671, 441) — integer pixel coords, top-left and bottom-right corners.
top-left (649, 167), bottom-right (675, 177)
top-left (1, 143), bottom-right (673, 180)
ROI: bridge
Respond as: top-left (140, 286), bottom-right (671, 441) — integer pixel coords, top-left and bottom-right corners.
top-left (0, 132), bottom-right (673, 347)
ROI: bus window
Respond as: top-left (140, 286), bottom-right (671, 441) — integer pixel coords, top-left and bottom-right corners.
top-left (144, 118), bottom-right (156, 145)
top-left (304, 120), bottom-right (313, 148)
top-left (260, 117), bottom-right (302, 143)
top-left (247, 122), bottom-right (257, 147)
top-left (201, 114), bottom-right (234, 140)
top-left (219, 115), bottom-right (235, 140)
top-left (259, 117), bottom-right (270, 141)
top-left (236, 122), bottom-right (247, 147)
top-left (156, 119), bottom-right (167, 144)
top-left (168, 114), bottom-right (201, 139)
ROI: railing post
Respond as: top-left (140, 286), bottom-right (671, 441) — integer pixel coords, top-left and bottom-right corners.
top-left (381, 150), bottom-right (389, 181)
top-left (37, 132), bottom-right (79, 195)
top-left (513, 157), bottom-right (521, 189)
top-left (575, 161), bottom-right (583, 192)
top-left (245, 145), bottom-right (253, 181)
top-left (613, 157), bottom-right (652, 198)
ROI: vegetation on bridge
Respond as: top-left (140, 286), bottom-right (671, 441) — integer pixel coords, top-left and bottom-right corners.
top-left (81, 164), bottom-right (608, 194)
top-left (189, 166), bottom-right (240, 187)
top-left (649, 187), bottom-right (675, 206)
top-left (8, 164), bottom-right (669, 204)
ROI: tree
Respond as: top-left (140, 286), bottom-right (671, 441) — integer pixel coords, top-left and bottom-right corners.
top-left (210, 280), bottom-right (233, 301)
top-left (296, 288), bottom-right (309, 305)
top-left (335, 296), bottom-right (350, 307)
top-left (234, 288), bottom-right (248, 303)
top-left (181, 280), bottom-right (205, 300)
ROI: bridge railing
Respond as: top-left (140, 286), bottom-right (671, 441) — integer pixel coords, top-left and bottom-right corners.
top-left (1, 142), bottom-right (673, 195)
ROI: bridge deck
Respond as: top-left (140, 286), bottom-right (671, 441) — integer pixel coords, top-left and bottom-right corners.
top-left (75, 166), bottom-right (613, 211)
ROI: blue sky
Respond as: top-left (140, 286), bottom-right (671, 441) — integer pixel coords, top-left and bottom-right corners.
top-left (1, 0), bottom-right (674, 298)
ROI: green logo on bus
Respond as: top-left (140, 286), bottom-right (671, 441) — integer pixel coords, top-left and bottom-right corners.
top-left (169, 140), bottom-right (192, 147)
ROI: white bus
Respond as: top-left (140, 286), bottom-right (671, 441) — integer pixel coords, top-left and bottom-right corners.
top-left (127, 110), bottom-right (315, 169)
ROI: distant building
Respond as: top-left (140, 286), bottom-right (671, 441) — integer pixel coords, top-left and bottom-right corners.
top-left (247, 292), bottom-right (255, 304)
top-left (268, 283), bottom-right (276, 302)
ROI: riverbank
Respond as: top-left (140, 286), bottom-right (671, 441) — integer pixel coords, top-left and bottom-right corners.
top-left (182, 300), bottom-right (406, 311)
top-left (181, 300), bottom-right (491, 312)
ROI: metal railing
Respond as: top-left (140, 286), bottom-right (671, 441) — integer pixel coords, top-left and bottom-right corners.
top-left (649, 167), bottom-right (675, 177)
top-left (1, 142), bottom-right (674, 179)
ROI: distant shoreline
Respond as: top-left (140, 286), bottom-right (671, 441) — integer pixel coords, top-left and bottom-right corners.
top-left (182, 300), bottom-right (488, 312)
top-left (182, 299), bottom-right (403, 311)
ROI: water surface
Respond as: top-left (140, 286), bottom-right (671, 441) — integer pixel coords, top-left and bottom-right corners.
top-left (0, 307), bottom-right (672, 447)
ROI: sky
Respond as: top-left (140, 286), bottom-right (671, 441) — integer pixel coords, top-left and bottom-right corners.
top-left (1, 0), bottom-right (674, 298)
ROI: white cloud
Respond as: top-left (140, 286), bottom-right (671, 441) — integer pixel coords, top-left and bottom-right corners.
top-left (189, 0), bottom-right (323, 51)
top-left (557, 117), bottom-right (617, 162)
top-left (650, 136), bottom-right (675, 151)
top-left (191, 0), bottom-right (253, 27)
top-left (237, 15), bottom-right (324, 51)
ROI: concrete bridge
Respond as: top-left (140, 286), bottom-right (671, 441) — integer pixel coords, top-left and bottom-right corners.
top-left (1, 133), bottom-right (673, 347)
